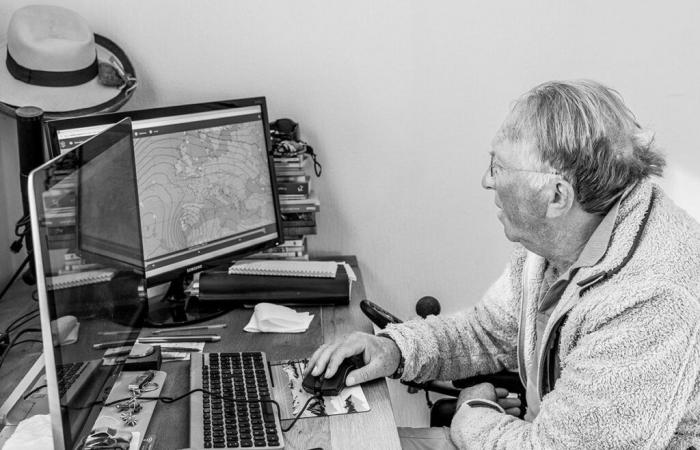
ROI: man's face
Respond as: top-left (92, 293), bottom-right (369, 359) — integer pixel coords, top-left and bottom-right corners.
top-left (481, 139), bottom-right (550, 249)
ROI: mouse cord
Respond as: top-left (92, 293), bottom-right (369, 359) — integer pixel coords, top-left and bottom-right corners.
top-left (63, 388), bottom-right (322, 433)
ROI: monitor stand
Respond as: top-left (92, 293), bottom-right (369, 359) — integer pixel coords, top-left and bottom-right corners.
top-left (142, 274), bottom-right (228, 328)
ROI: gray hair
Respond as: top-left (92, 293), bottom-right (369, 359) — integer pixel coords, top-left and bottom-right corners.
top-left (498, 80), bottom-right (665, 215)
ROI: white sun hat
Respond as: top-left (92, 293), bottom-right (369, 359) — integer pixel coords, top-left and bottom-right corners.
top-left (0, 4), bottom-right (137, 118)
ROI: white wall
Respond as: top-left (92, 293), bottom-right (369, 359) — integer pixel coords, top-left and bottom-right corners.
top-left (1, 0), bottom-right (699, 427)
top-left (4, 0), bottom-right (698, 312)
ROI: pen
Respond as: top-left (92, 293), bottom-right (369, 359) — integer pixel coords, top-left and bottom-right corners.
top-left (93, 340), bottom-right (136, 350)
top-left (98, 330), bottom-right (138, 336)
top-left (138, 334), bottom-right (221, 343)
top-left (155, 346), bottom-right (203, 352)
top-left (151, 323), bottom-right (227, 335)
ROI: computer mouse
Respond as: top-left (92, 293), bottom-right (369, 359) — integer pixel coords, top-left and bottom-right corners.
top-left (302, 354), bottom-right (364, 397)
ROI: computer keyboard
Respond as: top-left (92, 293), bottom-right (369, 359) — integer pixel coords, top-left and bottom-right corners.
top-left (190, 352), bottom-right (283, 449)
top-left (57, 361), bottom-right (88, 397)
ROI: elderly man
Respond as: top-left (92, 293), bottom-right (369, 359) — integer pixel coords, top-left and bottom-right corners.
top-left (305, 80), bottom-right (700, 448)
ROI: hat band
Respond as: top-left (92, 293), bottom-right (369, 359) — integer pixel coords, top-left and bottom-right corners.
top-left (6, 51), bottom-right (98, 87)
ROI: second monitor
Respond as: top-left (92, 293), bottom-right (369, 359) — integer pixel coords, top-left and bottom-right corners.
top-left (46, 97), bottom-right (284, 326)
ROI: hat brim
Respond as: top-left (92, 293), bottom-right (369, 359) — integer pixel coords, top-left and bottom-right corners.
top-left (0, 36), bottom-right (134, 116)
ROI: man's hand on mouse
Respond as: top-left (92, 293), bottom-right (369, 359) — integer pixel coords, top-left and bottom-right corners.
top-left (304, 331), bottom-right (401, 386)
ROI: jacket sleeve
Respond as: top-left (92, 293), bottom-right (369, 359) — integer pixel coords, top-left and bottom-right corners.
top-left (449, 284), bottom-right (700, 449)
top-left (378, 247), bottom-right (525, 382)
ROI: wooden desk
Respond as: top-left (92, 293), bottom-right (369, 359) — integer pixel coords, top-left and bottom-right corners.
top-left (0, 257), bottom-right (402, 450)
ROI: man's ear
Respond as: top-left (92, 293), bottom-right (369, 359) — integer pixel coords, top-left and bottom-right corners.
top-left (546, 178), bottom-right (575, 219)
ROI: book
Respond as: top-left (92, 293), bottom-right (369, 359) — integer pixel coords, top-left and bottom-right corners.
top-left (280, 212), bottom-right (315, 227)
top-left (47, 235), bottom-right (77, 250)
top-left (277, 176), bottom-right (310, 196)
top-left (276, 174), bottom-right (308, 183)
top-left (250, 250), bottom-right (306, 259)
top-left (274, 155), bottom-right (304, 167)
top-left (281, 238), bottom-right (306, 247)
top-left (274, 167), bottom-right (306, 177)
top-left (280, 204), bottom-right (320, 213)
top-left (42, 215), bottom-right (77, 227)
top-left (283, 225), bottom-right (317, 237)
top-left (261, 246), bottom-right (306, 254)
top-left (278, 195), bottom-right (308, 202)
top-left (279, 196), bottom-right (320, 213)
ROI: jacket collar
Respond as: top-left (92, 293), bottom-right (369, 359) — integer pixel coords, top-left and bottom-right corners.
top-left (576, 180), bottom-right (654, 294)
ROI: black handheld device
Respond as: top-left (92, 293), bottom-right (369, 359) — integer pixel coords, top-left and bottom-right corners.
top-left (360, 299), bottom-right (402, 329)
top-left (302, 355), bottom-right (365, 397)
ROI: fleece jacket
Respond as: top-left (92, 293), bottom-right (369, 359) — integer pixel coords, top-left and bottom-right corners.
top-left (381, 180), bottom-right (700, 449)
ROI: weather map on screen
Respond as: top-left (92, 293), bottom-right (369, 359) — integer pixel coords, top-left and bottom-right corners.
top-left (134, 118), bottom-right (276, 262)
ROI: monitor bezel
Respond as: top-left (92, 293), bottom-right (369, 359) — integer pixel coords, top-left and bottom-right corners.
top-left (45, 97), bottom-right (284, 288)
top-left (30, 118), bottom-right (138, 450)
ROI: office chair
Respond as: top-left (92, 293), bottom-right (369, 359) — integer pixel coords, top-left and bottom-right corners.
top-left (360, 298), bottom-right (527, 427)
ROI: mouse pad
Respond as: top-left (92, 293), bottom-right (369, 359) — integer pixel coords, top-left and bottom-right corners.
top-left (269, 359), bottom-right (370, 420)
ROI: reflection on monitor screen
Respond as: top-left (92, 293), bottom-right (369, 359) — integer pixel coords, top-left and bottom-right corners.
top-left (46, 98), bottom-right (283, 326)
top-left (79, 131), bottom-right (142, 269)
top-left (30, 119), bottom-right (147, 449)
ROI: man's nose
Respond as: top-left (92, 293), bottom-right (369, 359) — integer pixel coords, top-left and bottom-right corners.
top-left (481, 167), bottom-right (494, 190)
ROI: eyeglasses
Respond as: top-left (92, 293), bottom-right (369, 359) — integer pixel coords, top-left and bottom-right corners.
top-left (489, 153), bottom-right (559, 178)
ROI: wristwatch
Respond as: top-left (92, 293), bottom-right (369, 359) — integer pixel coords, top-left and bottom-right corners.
top-left (390, 352), bottom-right (405, 379)
top-left (381, 335), bottom-right (405, 379)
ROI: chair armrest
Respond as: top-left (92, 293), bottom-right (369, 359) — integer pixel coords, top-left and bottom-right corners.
top-left (452, 370), bottom-right (524, 394)
top-left (400, 379), bottom-right (460, 397)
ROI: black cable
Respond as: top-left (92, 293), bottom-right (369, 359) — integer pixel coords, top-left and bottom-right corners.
top-left (4, 308), bottom-right (37, 333)
top-left (305, 145), bottom-right (322, 177)
top-left (6, 310), bottom-right (40, 334)
top-left (63, 387), bottom-right (321, 433)
top-left (12, 339), bottom-right (43, 347)
top-left (23, 384), bottom-right (47, 399)
top-left (0, 255), bottom-right (30, 303)
top-left (0, 328), bottom-right (42, 371)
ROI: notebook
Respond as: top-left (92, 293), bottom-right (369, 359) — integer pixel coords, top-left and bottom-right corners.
top-left (46, 269), bottom-right (116, 290)
top-left (229, 260), bottom-right (339, 278)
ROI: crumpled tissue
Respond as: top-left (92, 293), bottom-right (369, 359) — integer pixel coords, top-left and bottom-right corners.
top-left (244, 303), bottom-right (314, 333)
top-left (2, 414), bottom-right (53, 449)
top-left (51, 315), bottom-right (80, 346)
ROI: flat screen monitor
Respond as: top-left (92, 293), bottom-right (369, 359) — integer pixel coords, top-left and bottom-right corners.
top-left (30, 118), bottom-right (146, 449)
top-left (45, 98), bottom-right (283, 325)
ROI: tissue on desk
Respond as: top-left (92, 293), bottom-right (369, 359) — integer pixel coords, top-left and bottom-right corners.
top-left (244, 303), bottom-right (314, 333)
top-left (51, 315), bottom-right (80, 346)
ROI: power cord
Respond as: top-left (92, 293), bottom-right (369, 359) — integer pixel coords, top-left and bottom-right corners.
top-left (0, 328), bottom-right (42, 371)
top-left (63, 387), bottom-right (321, 433)
top-left (11, 339), bottom-right (42, 347)
top-left (10, 215), bottom-right (30, 255)
top-left (0, 255), bottom-right (30, 303)
top-left (5, 308), bottom-right (40, 334)
top-left (23, 384), bottom-right (47, 400)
